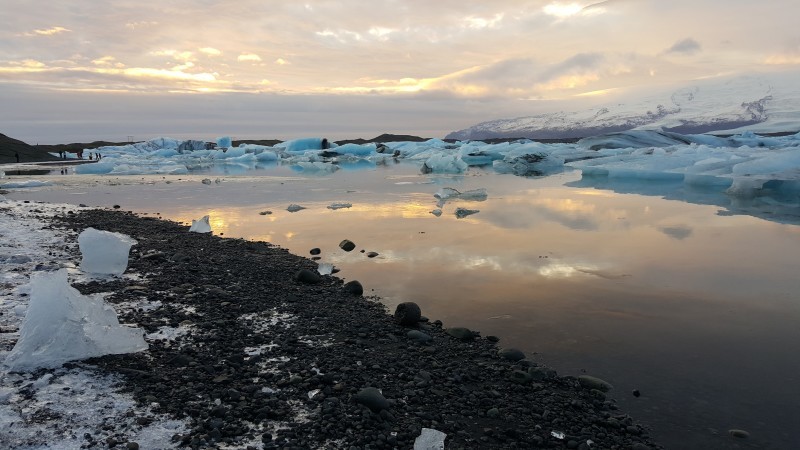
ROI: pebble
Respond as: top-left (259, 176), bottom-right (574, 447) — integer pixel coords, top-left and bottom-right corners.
top-left (498, 348), bottom-right (525, 361)
top-left (445, 327), bottom-right (475, 341)
top-left (394, 302), bottom-right (422, 326)
top-left (577, 375), bottom-right (613, 392)
top-left (339, 239), bottom-right (356, 252)
top-left (343, 280), bottom-right (363, 296)
top-left (294, 269), bottom-right (321, 284)
top-left (728, 429), bottom-right (750, 439)
top-left (354, 387), bottom-right (390, 412)
top-left (407, 330), bottom-right (432, 343)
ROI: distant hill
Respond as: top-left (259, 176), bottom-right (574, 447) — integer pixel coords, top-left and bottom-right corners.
top-left (0, 134), bottom-right (58, 164)
top-left (336, 133), bottom-right (429, 145)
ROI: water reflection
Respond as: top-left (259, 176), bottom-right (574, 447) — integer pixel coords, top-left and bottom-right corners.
top-left (567, 172), bottom-right (800, 225)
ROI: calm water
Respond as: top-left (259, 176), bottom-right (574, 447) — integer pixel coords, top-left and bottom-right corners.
top-left (7, 163), bottom-right (800, 449)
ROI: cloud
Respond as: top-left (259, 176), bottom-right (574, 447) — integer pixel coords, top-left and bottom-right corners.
top-left (28, 26), bottom-right (71, 36)
top-left (237, 53), bottom-right (262, 62)
top-left (665, 38), bottom-right (702, 55)
top-left (199, 47), bottom-right (222, 56)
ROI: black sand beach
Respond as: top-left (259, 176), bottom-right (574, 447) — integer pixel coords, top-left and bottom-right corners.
top-left (38, 207), bottom-right (662, 449)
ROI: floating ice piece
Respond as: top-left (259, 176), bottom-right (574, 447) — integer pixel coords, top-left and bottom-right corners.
top-left (4, 269), bottom-right (148, 370)
top-left (201, 178), bottom-right (211, 185)
top-left (455, 208), bottom-right (479, 219)
top-left (189, 215), bottom-right (211, 233)
top-left (433, 187), bottom-right (488, 202)
top-left (430, 209), bottom-right (442, 217)
top-left (421, 154), bottom-right (468, 174)
top-left (327, 202), bottom-right (352, 210)
top-left (413, 428), bottom-right (447, 450)
top-left (293, 161), bottom-right (339, 172)
top-left (317, 263), bottom-right (334, 275)
top-left (78, 228), bottom-right (137, 276)
top-left (0, 180), bottom-right (53, 189)
top-left (287, 204), bottom-right (307, 212)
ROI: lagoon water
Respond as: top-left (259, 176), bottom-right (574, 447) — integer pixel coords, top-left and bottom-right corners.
top-left (6, 161), bottom-right (800, 449)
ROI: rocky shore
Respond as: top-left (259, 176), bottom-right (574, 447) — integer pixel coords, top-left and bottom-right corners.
top-left (50, 208), bottom-right (659, 449)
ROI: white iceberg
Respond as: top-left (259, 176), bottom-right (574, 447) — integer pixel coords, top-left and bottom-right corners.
top-left (4, 269), bottom-right (148, 371)
top-left (78, 228), bottom-right (137, 276)
top-left (189, 215), bottom-right (212, 233)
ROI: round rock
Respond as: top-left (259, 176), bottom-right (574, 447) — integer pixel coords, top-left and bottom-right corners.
top-left (294, 269), bottom-right (321, 284)
top-left (343, 280), bottom-right (364, 296)
top-left (339, 239), bottom-right (356, 252)
top-left (577, 375), bottom-right (613, 392)
top-left (394, 302), bottom-right (422, 326)
top-left (729, 429), bottom-right (750, 439)
top-left (446, 327), bottom-right (475, 341)
top-left (354, 387), bottom-right (389, 412)
top-left (407, 330), bottom-right (432, 343)
top-left (498, 348), bottom-right (526, 361)
top-left (310, 248), bottom-right (321, 255)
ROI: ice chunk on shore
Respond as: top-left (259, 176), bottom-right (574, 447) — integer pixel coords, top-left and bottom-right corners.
top-left (287, 204), bottom-right (307, 212)
top-left (4, 269), bottom-right (148, 370)
top-left (414, 428), bottom-right (446, 450)
top-left (189, 215), bottom-right (212, 233)
top-left (0, 180), bottom-right (53, 189)
top-left (78, 228), bottom-right (137, 276)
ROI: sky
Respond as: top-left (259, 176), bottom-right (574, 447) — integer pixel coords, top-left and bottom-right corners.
top-left (1, 0), bottom-right (799, 143)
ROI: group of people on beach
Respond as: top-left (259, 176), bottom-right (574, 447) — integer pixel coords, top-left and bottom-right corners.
top-left (56, 150), bottom-right (101, 160)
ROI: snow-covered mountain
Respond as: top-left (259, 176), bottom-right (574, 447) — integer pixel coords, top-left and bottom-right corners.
top-left (446, 72), bottom-right (800, 140)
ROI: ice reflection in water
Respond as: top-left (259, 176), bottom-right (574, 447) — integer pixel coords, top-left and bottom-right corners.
top-left (7, 164), bottom-right (800, 449)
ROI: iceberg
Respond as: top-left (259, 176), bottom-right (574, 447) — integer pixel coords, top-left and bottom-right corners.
top-left (189, 215), bottom-right (212, 233)
top-left (421, 154), bottom-right (468, 174)
top-left (78, 228), bottom-right (137, 276)
top-left (4, 269), bottom-right (148, 371)
top-left (216, 136), bottom-right (232, 149)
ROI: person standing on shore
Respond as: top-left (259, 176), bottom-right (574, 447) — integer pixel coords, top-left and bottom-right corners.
top-left (14, 152), bottom-right (19, 163)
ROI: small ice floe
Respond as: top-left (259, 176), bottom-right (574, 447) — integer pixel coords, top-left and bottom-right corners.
top-left (430, 209), bottom-right (442, 217)
top-left (413, 428), bottom-right (447, 450)
top-left (433, 187), bottom-right (488, 202)
top-left (287, 204), bottom-right (306, 212)
top-left (454, 207), bottom-right (479, 219)
top-left (0, 180), bottom-right (53, 189)
top-left (551, 430), bottom-right (566, 440)
top-left (317, 262), bottom-right (334, 275)
top-left (4, 269), bottom-right (148, 371)
top-left (327, 202), bottom-right (352, 210)
top-left (78, 228), bottom-right (137, 276)
top-left (201, 178), bottom-right (212, 185)
top-left (189, 215), bottom-right (211, 233)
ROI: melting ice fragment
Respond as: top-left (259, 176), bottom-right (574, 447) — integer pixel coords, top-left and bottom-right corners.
top-left (327, 202), bottom-right (352, 210)
top-left (78, 228), bottom-right (137, 276)
top-left (317, 262), bottom-right (334, 275)
top-left (433, 187), bottom-right (488, 202)
top-left (189, 215), bottom-right (212, 233)
top-left (4, 269), bottom-right (148, 370)
top-left (287, 204), bottom-right (307, 212)
top-left (413, 428), bottom-right (447, 450)
top-left (455, 208), bottom-right (479, 219)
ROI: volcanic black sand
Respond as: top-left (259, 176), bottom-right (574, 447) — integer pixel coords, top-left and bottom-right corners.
top-left (51, 208), bottom-right (660, 449)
